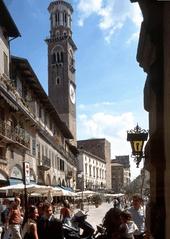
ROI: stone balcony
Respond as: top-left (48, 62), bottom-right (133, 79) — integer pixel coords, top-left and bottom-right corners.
top-left (38, 155), bottom-right (51, 171)
top-left (0, 119), bottom-right (30, 149)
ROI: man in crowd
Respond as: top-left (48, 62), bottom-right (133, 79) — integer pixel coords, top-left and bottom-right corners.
top-left (8, 197), bottom-right (22, 239)
top-left (127, 194), bottom-right (146, 239)
top-left (37, 202), bottom-right (63, 239)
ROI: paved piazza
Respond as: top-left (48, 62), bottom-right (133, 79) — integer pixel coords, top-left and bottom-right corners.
top-left (55, 202), bottom-right (113, 229)
top-left (83, 202), bottom-right (113, 229)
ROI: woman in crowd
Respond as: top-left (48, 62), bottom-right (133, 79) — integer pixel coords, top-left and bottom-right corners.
top-left (60, 200), bottom-right (71, 225)
top-left (22, 205), bottom-right (39, 239)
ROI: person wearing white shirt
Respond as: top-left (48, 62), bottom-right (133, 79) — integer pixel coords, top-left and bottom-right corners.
top-left (127, 194), bottom-right (145, 239)
top-left (120, 210), bottom-right (139, 239)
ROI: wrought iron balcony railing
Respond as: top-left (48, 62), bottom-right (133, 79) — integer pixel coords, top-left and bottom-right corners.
top-left (0, 120), bottom-right (30, 148)
top-left (38, 155), bottom-right (51, 171)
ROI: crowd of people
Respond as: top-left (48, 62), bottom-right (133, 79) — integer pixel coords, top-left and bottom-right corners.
top-left (0, 197), bottom-right (71, 239)
top-left (103, 194), bottom-right (150, 239)
top-left (0, 194), bottom-right (150, 239)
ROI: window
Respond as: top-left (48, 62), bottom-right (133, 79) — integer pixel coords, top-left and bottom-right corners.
top-left (3, 52), bottom-right (8, 75)
top-left (63, 12), bottom-right (67, 26)
top-left (55, 51), bottom-right (63, 63)
top-left (60, 159), bottom-right (64, 171)
top-left (93, 167), bottom-right (95, 177)
top-left (32, 138), bottom-right (36, 156)
top-left (56, 12), bottom-right (60, 25)
top-left (52, 53), bottom-right (56, 64)
top-left (56, 77), bottom-right (60, 85)
top-left (96, 168), bottom-right (99, 178)
top-left (42, 145), bottom-right (44, 157)
top-left (52, 153), bottom-right (54, 167)
top-left (57, 157), bottom-right (60, 170)
top-left (37, 143), bottom-right (40, 159)
top-left (85, 163), bottom-right (87, 175)
top-left (57, 52), bottom-right (60, 62)
top-left (45, 147), bottom-right (48, 157)
top-left (89, 165), bottom-right (92, 176)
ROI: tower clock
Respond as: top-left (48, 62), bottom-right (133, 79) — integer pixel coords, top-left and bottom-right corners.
top-left (46, 0), bottom-right (77, 144)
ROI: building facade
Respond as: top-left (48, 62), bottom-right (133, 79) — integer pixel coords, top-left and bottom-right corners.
top-left (111, 158), bottom-right (130, 193)
top-left (77, 150), bottom-right (106, 191)
top-left (131, 0), bottom-right (170, 237)
top-left (0, 0), bottom-right (77, 190)
top-left (46, 0), bottom-right (77, 144)
top-left (77, 139), bottom-right (111, 189)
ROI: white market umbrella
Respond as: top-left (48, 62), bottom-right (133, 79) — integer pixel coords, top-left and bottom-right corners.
top-left (0, 183), bottom-right (53, 196)
top-left (52, 187), bottom-right (76, 197)
top-left (0, 183), bottom-right (33, 191)
top-left (76, 190), bottom-right (97, 198)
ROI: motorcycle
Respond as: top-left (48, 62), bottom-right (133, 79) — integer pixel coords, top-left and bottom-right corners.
top-left (93, 224), bottom-right (107, 239)
top-left (63, 211), bottom-right (95, 239)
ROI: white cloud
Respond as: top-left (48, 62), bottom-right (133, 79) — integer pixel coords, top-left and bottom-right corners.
top-left (126, 31), bottom-right (140, 45)
top-left (78, 111), bottom-right (135, 155)
top-left (77, 0), bottom-right (143, 43)
top-left (130, 4), bottom-right (143, 28)
top-left (78, 101), bottom-right (116, 110)
top-left (78, 111), bottom-right (143, 179)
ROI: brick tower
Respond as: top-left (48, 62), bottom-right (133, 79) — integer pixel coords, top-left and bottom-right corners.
top-left (46, 0), bottom-right (77, 144)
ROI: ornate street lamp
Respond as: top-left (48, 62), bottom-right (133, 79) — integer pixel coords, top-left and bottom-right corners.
top-left (127, 124), bottom-right (148, 167)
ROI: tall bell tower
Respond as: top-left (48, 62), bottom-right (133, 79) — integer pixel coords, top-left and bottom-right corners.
top-left (46, 0), bottom-right (77, 144)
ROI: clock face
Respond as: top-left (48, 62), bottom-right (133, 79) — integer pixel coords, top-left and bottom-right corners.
top-left (69, 83), bottom-right (75, 104)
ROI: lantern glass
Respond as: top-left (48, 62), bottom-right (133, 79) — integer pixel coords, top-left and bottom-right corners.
top-left (127, 124), bottom-right (148, 167)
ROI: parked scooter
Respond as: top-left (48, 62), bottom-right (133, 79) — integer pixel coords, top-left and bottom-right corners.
top-left (93, 224), bottom-right (107, 239)
top-left (63, 211), bottom-right (95, 239)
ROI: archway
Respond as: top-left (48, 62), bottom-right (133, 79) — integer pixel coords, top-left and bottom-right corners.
top-left (46, 174), bottom-right (51, 186)
top-left (10, 164), bottom-right (23, 185)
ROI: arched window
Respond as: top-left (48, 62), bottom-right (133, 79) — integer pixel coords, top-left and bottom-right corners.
top-left (69, 49), bottom-right (74, 67)
top-left (52, 53), bottom-right (56, 64)
top-left (55, 51), bottom-right (64, 63)
top-left (58, 177), bottom-right (61, 186)
top-left (56, 11), bottom-right (60, 25)
top-left (60, 52), bottom-right (64, 62)
top-left (63, 11), bottom-right (67, 26)
top-left (56, 77), bottom-right (60, 85)
top-left (51, 46), bottom-right (64, 64)
top-left (57, 52), bottom-right (60, 63)
top-left (62, 179), bottom-right (65, 186)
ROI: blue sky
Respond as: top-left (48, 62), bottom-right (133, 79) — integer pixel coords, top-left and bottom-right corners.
top-left (5, 0), bottom-right (148, 179)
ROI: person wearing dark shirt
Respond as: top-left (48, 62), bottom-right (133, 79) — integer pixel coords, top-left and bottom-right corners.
top-left (37, 202), bottom-right (63, 239)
